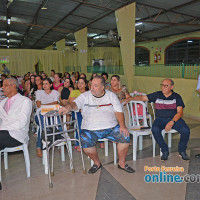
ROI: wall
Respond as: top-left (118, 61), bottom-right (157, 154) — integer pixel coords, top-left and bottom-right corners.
top-left (132, 76), bottom-right (200, 119)
top-left (136, 31), bottom-right (200, 65)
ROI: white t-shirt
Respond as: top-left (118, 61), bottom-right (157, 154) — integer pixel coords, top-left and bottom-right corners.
top-left (74, 90), bottom-right (122, 130)
top-left (35, 90), bottom-right (59, 105)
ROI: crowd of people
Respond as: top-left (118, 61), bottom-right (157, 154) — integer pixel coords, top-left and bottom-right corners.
top-left (0, 65), bottom-right (191, 174)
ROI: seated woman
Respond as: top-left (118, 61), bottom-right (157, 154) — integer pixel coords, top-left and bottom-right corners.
top-left (58, 78), bottom-right (74, 106)
top-left (109, 75), bottom-right (130, 102)
top-left (69, 77), bottom-right (88, 151)
top-left (53, 73), bottom-right (63, 91)
top-left (71, 75), bottom-right (78, 89)
top-left (35, 78), bottom-right (60, 157)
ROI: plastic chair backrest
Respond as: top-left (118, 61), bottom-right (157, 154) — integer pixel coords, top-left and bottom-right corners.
top-left (127, 100), bottom-right (148, 127)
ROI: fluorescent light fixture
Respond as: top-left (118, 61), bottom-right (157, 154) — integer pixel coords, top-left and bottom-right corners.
top-left (187, 40), bottom-right (193, 43)
top-left (94, 36), bottom-right (100, 39)
top-left (135, 22), bottom-right (143, 26)
top-left (73, 43), bottom-right (77, 46)
top-left (7, 45), bottom-right (9, 48)
top-left (7, 39), bottom-right (9, 43)
top-left (41, 7), bottom-right (47, 10)
top-left (7, 32), bottom-right (10, 36)
top-left (7, 18), bottom-right (11, 24)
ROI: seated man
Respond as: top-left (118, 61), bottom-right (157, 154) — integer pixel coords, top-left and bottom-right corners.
top-left (124, 78), bottom-right (190, 161)
top-left (0, 78), bottom-right (32, 151)
top-left (59, 75), bottom-right (134, 173)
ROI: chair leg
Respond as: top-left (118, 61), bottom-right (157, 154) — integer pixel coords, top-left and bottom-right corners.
top-left (4, 152), bottom-right (8, 170)
top-left (113, 142), bottom-right (117, 165)
top-left (168, 133), bottom-right (172, 148)
top-left (152, 135), bottom-right (156, 157)
top-left (43, 150), bottom-right (48, 174)
top-left (133, 134), bottom-right (138, 161)
top-left (105, 140), bottom-right (108, 156)
top-left (139, 136), bottom-right (143, 150)
top-left (22, 145), bottom-right (30, 178)
top-left (61, 146), bottom-right (65, 162)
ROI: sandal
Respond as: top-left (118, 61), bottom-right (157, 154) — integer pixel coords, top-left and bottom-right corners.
top-left (118, 164), bottom-right (135, 173)
top-left (88, 164), bottom-right (102, 173)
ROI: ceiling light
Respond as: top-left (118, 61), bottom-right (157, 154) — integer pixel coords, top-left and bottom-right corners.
top-left (187, 40), bottom-right (193, 43)
top-left (7, 18), bottom-right (11, 24)
top-left (7, 39), bottom-right (9, 43)
top-left (41, 7), bottom-right (47, 10)
top-left (135, 22), bottom-right (143, 26)
top-left (7, 31), bottom-right (10, 36)
top-left (7, 45), bottom-right (9, 48)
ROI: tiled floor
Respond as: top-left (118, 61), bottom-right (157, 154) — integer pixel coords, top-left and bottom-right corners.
top-left (0, 117), bottom-right (200, 200)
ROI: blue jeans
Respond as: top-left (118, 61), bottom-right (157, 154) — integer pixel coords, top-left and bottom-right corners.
top-left (72, 112), bottom-right (82, 146)
top-left (35, 114), bottom-right (62, 148)
top-left (152, 117), bottom-right (190, 153)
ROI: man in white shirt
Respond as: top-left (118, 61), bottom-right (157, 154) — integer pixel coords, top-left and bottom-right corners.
top-left (59, 75), bottom-right (134, 173)
top-left (0, 78), bottom-right (32, 151)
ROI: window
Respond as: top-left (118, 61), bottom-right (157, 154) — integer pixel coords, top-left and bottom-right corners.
top-left (165, 39), bottom-right (200, 65)
top-left (135, 47), bottom-right (149, 66)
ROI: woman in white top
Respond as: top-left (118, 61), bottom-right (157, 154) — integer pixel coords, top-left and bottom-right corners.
top-left (35, 78), bottom-right (59, 157)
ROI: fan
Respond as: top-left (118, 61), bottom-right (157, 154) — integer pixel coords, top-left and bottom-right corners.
top-left (108, 30), bottom-right (120, 42)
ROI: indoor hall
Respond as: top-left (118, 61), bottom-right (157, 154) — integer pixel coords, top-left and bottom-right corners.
top-left (1, 0), bottom-right (200, 200)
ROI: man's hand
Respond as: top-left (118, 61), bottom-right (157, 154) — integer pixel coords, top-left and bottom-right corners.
top-left (120, 126), bottom-right (129, 138)
top-left (165, 121), bottom-right (174, 132)
top-left (59, 105), bottom-right (71, 115)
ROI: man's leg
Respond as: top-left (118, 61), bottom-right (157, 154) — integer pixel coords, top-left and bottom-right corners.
top-left (83, 147), bottom-right (100, 167)
top-left (152, 118), bottom-right (170, 153)
top-left (0, 130), bottom-right (22, 151)
top-left (173, 118), bottom-right (190, 153)
top-left (117, 143), bottom-right (129, 168)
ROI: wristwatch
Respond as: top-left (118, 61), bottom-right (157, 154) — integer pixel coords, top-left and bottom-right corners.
top-left (171, 120), bottom-right (176, 124)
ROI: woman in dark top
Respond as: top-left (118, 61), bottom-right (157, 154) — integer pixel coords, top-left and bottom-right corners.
top-left (58, 78), bottom-right (74, 106)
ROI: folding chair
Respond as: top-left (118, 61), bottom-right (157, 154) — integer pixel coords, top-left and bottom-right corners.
top-left (43, 110), bottom-right (86, 188)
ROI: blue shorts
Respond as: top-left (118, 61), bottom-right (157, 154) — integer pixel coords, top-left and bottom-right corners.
top-left (80, 124), bottom-right (130, 148)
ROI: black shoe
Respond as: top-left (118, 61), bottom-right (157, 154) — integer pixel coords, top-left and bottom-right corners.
top-left (179, 152), bottom-right (190, 160)
top-left (118, 164), bottom-right (135, 173)
top-left (195, 154), bottom-right (200, 158)
top-left (88, 164), bottom-right (102, 173)
top-left (161, 151), bottom-right (169, 161)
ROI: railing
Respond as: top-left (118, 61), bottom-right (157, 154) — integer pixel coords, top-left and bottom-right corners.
top-left (135, 64), bottom-right (200, 79)
top-left (65, 66), bottom-right (81, 72)
top-left (87, 65), bottom-right (124, 75)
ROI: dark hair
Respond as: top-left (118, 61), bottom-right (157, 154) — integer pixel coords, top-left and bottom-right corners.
top-left (64, 78), bottom-right (74, 90)
top-left (93, 75), bottom-right (105, 87)
top-left (75, 71), bottom-right (80, 80)
top-left (55, 73), bottom-right (62, 83)
top-left (51, 69), bottom-right (55, 73)
top-left (43, 78), bottom-right (54, 90)
top-left (2, 64), bottom-right (6, 67)
top-left (80, 73), bottom-right (87, 79)
top-left (78, 77), bottom-right (89, 91)
top-left (1, 74), bottom-right (7, 78)
top-left (101, 72), bottom-right (108, 79)
top-left (111, 75), bottom-right (120, 81)
top-left (64, 72), bottom-right (70, 78)
top-left (0, 80), bottom-right (3, 87)
top-left (30, 75), bottom-right (36, 90)
top-left (90, 73), bottom-right (98, 81)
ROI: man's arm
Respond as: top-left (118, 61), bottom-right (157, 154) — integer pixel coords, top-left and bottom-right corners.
top-left (59, 101), bottom-right (78, 114)
top-left (165, 106), bottom-right (183, 132)
top-left (122, 95), bottom-right (149, 104)
top-left (115, 112), bottom-right (129, 137)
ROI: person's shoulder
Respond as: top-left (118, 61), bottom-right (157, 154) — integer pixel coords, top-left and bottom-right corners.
top-left (52, 90), bottom-right (59, 95)
top-left (17, 93), bottom-right (32, 103)
top-left (172, 91), bottom-right (182, 98)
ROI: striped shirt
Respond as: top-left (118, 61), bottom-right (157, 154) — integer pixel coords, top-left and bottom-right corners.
top-left (147, 91), bottom-right (185, 118)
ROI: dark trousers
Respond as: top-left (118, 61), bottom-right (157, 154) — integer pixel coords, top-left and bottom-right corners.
top-left (151, 118), bottom-right (190, 153)
top-left (0, 130), bottom-right (22, 151)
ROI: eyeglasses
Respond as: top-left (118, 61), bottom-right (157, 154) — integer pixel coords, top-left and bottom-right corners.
top-left (160, 84), bottom-right (171, 88)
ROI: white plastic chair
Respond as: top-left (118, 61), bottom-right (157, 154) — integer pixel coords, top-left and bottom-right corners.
top-left (126, 100), bottom-right (156, 161)
top-left (130, 92), bottom-right (155, 126)
top-left (0, 142), bottom-right (30, 190)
